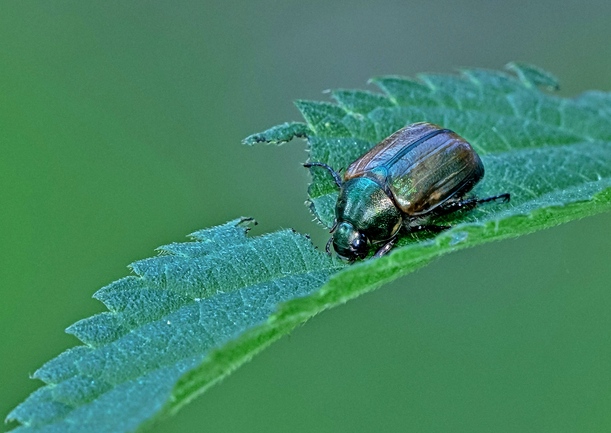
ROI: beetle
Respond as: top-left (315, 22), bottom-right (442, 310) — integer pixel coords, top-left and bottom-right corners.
top-left (304, 122), bottom-right (510, 261)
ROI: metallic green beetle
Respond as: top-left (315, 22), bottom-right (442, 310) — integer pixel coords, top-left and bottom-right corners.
top-left (305, 122), bottom-right (510, 261)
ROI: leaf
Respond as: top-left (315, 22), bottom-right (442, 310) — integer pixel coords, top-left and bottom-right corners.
top-left (10, 64), bottom-right (611, 432)
top-left (6, 218), bottom-right (342, 432)
top-left (241, 121), bottom-right (309, 145)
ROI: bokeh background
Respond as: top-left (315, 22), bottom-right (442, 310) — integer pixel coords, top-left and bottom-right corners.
top-left (2, 2), bottom-right (610, 432)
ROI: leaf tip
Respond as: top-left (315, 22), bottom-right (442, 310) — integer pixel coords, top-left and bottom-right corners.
top-left (506, 61), bottom-right (560, 91)
top-left (242, 122), bottom-right (309, 145)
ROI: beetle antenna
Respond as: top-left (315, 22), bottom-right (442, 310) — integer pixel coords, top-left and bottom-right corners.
top-left (329, 220), bottom-right (338, 233)
top-left (303, 162), bottom-right (343, 188)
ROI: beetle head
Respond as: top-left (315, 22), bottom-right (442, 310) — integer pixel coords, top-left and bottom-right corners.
top-left (333, 221), bottom-right (369, 261)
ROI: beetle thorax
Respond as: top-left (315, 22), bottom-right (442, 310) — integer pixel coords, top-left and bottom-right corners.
top-left (336, 177), bottom-right (402, 243)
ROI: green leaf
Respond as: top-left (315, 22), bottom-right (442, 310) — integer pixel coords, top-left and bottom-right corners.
top-left (242, 121), bottom-right (309, 145)
top-left (9, 64), bottom-right (611, 432)
top-left (6, 218), bottom-right (342, 432)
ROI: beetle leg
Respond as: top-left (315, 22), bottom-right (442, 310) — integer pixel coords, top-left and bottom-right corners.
top-left (303, 162), bottom-right (343, 188)
top-left (434, 193), bottom-right (511, 216)
top-left (373, 237), bottom-right (397, 258)
top-left (325, 237), bottom-right (334, 255)
top-left (476, 193), bottom-right (511, 204)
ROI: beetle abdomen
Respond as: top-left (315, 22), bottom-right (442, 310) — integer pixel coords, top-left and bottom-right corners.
top-left (345, 123), bottom-right (484, 216)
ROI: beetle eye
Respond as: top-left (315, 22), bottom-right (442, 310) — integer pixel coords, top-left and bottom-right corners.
top-left (350, 233), bottom-right (368, 257)
top-left (333, 222), bottom-right (369, 261)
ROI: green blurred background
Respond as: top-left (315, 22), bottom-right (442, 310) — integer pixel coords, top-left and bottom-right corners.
top-left (2, 2), bottom-right (610, 432)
